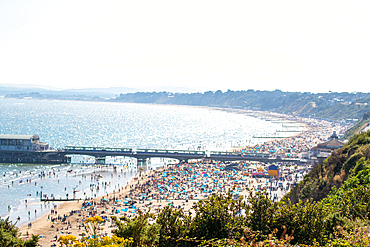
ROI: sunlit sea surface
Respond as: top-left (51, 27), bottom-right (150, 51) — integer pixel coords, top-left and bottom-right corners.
top-left (0, 98), bottom-right (297, 225)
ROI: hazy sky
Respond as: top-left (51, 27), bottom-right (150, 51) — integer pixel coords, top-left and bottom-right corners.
top-left (0, 0), bottom-right (369, 93)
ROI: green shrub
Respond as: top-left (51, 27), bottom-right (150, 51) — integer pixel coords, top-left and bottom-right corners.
top-left (0, 217), bottom-right (39, 247)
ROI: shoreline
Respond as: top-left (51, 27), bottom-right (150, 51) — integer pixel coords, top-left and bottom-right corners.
top-left (18, 167), bottom-right (157, 245)
top-left (1, 163), bottom-right (140, 228)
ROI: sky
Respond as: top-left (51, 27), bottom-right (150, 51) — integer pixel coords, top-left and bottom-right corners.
top-left (0, 0), bottom-right (369, 93)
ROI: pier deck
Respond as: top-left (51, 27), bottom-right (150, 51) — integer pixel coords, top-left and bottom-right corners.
top-left (0, 146), bottom-right (303, 164)
top-left (63, 146), bottom-right (302, 164)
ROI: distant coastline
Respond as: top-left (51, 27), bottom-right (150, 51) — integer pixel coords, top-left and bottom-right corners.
top-left (2, 89), bottom-right (370, 122)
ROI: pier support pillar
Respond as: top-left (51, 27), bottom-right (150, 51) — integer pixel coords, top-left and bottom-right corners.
top-left (95, 157), bottom-right (106, 165)
top-left (137, 158), bottom-right (147, 166)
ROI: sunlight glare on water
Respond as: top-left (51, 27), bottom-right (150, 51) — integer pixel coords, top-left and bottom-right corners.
top-left (0, 98), bottom-right (288, 225)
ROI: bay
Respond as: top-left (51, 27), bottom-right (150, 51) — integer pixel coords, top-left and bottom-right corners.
top-left (0, 98), bottom-right (287, 225)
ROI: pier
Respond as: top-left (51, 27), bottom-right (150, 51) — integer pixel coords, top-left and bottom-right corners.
top-left (0, 146), bottom-right (302, 164)
top-left (0, 134), bottom-right (303, 165)
top-left (61, 146), bottom-right (302, 164)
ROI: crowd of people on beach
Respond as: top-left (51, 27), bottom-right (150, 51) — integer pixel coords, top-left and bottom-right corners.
top-left (239, 117), bottom-right (347, 159)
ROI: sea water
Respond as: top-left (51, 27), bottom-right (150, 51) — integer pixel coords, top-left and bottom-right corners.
top-left (0, 98), bottom-right (299, 225)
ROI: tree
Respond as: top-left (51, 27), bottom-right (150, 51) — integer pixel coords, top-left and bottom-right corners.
top-left (0, 217), bottom-right (39, 247)
top-left (112, 209), bottom-right (159, 247)
top-left (156, 205), bottom-right (191, 246)
top-left (188, 191), bottom-right (248, 241)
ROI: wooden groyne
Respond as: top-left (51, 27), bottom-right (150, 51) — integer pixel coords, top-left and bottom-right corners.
top-left (40, 198), bottom-right (80, 202)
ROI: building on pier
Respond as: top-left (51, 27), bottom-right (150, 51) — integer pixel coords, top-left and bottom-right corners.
top-left (0, 134), bottom-right (49, 151)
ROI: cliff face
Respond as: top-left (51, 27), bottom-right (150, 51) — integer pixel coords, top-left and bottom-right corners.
top-left (284, 130), bottom-right (370, 204)
top-left (343, 110), bottom-right (370, 139)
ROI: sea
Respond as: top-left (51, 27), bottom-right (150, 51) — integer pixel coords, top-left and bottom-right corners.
top-left (0, 98), bottom-right (300, 226)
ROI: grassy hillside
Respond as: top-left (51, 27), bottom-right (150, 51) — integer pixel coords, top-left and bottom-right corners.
top-left (284, 130), bottom-right (370, 204)
top-left (322, 156), bottom-right (370, 222)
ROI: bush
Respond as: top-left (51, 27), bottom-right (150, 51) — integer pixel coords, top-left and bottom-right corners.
top-left (112, 210), bottom-right (160, 247)
top-left (0, 217), bottom-right (39, 247)
top-left (188, 191), bottom-right (248, 241)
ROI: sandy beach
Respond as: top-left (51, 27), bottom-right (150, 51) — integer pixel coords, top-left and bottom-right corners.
top-left (18, 115), bottom-right (349, 247)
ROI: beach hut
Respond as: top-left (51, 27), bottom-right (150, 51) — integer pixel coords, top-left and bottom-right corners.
top-left (268, 165), bottom-right (279, 177)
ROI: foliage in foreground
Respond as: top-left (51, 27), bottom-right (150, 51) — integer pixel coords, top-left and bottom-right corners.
top-left (112, 210), bottom-right (160, 247)
top-left (0, 217), bottom-right (38, 247)
top-left (112, 191), bottom-right (370, 246)
top-left (58, 216), bottom-right (133, 247)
